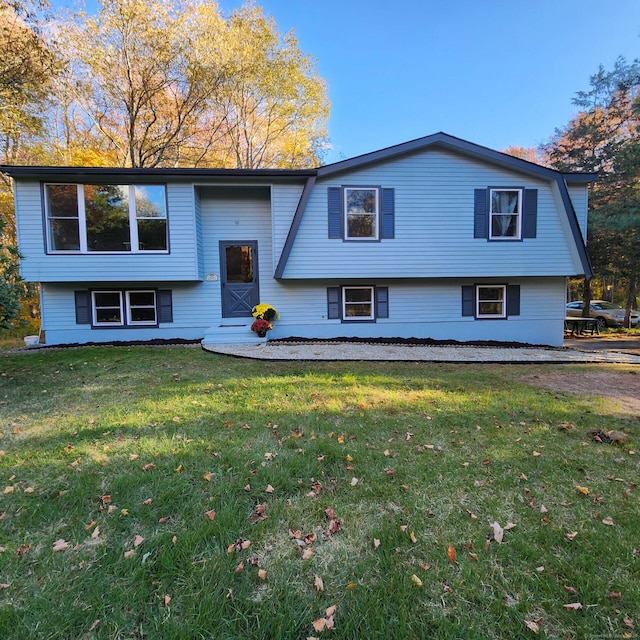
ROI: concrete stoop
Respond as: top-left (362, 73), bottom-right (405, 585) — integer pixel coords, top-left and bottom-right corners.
top-left (201, 322), bottom-right (267, 346)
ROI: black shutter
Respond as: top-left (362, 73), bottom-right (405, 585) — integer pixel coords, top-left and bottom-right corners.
top-left (507, 285), bottom-right (520, 316)
top-left (75, 291), bottom-right (91, 324)
top-left (157, 290), bottom-right (173, 323)
top-left (522, 189), bottom-right (537, 238)
top-left (462, 285), bottom-right (475, 317)
top-left (327, 287), bottom-right (341, 319)
top-left (380, 188), bottom-right (395, 239)
top-left (474, 189), bottom-right (488, 238)
top-left (328, 187), bottom-right (342, 239)
top-left (376, 286), bottom-right (389, 318)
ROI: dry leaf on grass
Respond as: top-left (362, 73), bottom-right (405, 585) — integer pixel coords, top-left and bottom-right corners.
top-left (524, 620), bottom-right (540, 633)
top-left (447, 544), bottom-right (456, 563)
top-left (52, 539), bottom-right (69, 552)
top-left (205, 509), bottom-right (216, 521)
top-left (563, 602), bottom-right (582, 610)
top-left (411, 574), bottom-right (423, 587)
top-left (314, 575), bottom-right (324, 591)
top-left (133, 535), bottom-right (144, 547)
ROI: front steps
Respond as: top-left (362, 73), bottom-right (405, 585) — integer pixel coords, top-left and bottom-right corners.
top-left (201, 322), bottom-right (267, 346)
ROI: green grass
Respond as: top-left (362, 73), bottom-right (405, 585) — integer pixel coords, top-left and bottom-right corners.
top-left (0, 346), bottom-right (639, 639)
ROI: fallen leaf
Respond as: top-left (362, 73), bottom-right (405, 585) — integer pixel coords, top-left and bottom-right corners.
top-left (203, 472), bottom-right (212, 481)
top-left (0, 583), bottom-right (9, 590)
top-left (447, 544), bottom-right (456, 563)
top-left (314, 575), bottom-right (324, 591)
top-left (257, 569), bottom-right (267, 580)
top-left (265, 484), bottom-right (274, 494)
top-left (524, 620), bottom-right (540, 633)
top-left (466, 509), bottom-right (478, 519)
top-left (163, 594), bottom-right (171, 607)
top-left (234, 562), bottom-right (244, 574)
top-left (134, 535), bottom-right (144, 547)
top-left (410, 531), bottom-right (417, 544)
top-left (491, 522), bottom-right (504, 544)
top-left (532, 451), bottom-right (542, 457)
top-left (17, 544), bottom-right (30, 558)
top-left (607, 592), bottom-right (622, 599)
top-left (411, 573), bottom-right (423, 586)
top-left (129, 454), bottom-right (139, 461)
top-left (540, 505), bottom-right (548, 514)
top-left (624, 616), bottom-right (634, 629)
top-left (419, 562), bottom-right (431, 571)
top-left (205, 509), bottom-right (216, 521)
top-left (563, 602), bottom-right (582, 610)
top-left (564, 585), bottom-right (578, 595)
top-left (602, 517), bottom-right (614, 526)
top-left (312, 618), bottom-right (327, 633)
top-left (52, 539), bottom-right (69, 552)
top-left (142, 498), bottom-right (153, 506)
top-left (374, 538), bottom-right (381, 549)
top-left (88, 619), bottom-right (100, 632)
top-left (302, 548), bottom-right (313, 560)
top-left (3, 486), bottom-right (14, 494)
top-left (142, 463), bottom-right (155, 471)
top-left (565, 531), bottom-right (578, 541)
top-left (575, 485), bottom-right (590, 495)
top-left (91, 526), bottom-right (100, 539)
top-left (350, 477), bottom-right (358, 486)
top-left (24, 487), bottom-right (34, 494)
top-left (159, 517), bottom-right (170, 524)
top-left (124, 549), bottom-right (135, 559)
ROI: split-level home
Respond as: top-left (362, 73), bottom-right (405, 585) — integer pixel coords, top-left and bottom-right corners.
top-left (2, 133), bottom-right (594, 347)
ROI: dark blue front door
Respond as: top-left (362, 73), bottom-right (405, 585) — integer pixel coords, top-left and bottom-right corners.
top-left (220, 241), bottom-right (259, 318)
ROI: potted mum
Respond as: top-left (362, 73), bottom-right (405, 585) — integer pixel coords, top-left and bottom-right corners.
top-left (251, 303), bottom-right (279, 338)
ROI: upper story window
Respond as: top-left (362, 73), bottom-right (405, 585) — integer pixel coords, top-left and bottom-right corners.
top-left (345, 188), bottom-right (378, 240)
top-left (45, 184), bottom-right (168, 253)
top-left (489, 189), bottom-right (521, 239)
top-left (474, 187), bottom-right (537, 241)
top-left (328, 186), bottom-right (395, 241)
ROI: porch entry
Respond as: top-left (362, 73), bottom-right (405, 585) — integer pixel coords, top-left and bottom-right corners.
top-left (220, 241), bottom-right (259, 318)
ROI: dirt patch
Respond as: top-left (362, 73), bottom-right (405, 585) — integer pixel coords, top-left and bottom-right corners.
top-left (522, 370), bottom-right (640, 415)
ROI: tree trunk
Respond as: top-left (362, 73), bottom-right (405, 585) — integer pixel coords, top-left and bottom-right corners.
top-left (582, 277), bottom-right (592, 318)
top-left (624, 266), bottom-right (637, 328)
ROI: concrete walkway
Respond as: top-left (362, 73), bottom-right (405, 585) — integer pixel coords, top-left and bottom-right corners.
top-left (202, 340), bottom-right (640, 364)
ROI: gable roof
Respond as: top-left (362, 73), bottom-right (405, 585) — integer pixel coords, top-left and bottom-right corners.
top-left (276, 132), bottom-right (594, 278)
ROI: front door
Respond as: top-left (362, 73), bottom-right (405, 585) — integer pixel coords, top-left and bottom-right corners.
top-left (220, 241), bottom-right (259, 318)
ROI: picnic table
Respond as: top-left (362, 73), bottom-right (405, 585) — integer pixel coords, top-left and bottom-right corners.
top-left (564, 317), bottom-right (600, 336)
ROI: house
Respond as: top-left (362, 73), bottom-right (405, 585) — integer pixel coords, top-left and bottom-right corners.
top-left (2, 133), bottom-right (594, 348)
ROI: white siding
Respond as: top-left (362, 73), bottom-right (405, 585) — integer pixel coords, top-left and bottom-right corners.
top-left (567, 183), bottom-right (588, 240)
top-left (283, 149), bottom-right (584, 279)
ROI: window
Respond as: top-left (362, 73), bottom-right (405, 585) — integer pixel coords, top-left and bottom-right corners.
top-left (476, 285), bottom-right (506, 318)
top-left (92, 291), bottom-right (125, 326)
top-left (345, 188), bottom-right (378, 239)
top-left (327, 286), bottom-right (389, 322)
top-left (328, 187), bottom-right (395, 240)
top-left (126, 290), bottom-right (157, 325)
top-left (474, 188), bottom-right (537, 240)
top-left (45, 184), bottom-right (168, 252)
top-left (343, 286), bottom-right (375, 319)
top-left (462, 284), bottom-right (520, 318)
top-left (490, 189), bottom-right (521, 239)
top-left (77, 289), bottom-right (172, 327)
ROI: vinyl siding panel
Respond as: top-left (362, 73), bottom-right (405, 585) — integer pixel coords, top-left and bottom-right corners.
top-left (258, 277), bottom-right (567, 346)
top-left (283, 149), bottom-right (583, 279)
top-left (567, 184), bottom-right (588, 241)
top-left (14, 181), bottom-right (201, 282)
top-left (271, 183), bottom-right (304, 273)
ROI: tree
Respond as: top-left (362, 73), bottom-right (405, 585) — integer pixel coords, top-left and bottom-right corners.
top-left (59, 0), bottom-right (329, 168)
top-left (543, 57), bottom-right (640, 325)
top-left (0, 0), bottom-right (57, 331)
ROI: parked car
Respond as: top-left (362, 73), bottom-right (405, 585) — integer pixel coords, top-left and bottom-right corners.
top-left (566, 300), bottom-right (640, 328)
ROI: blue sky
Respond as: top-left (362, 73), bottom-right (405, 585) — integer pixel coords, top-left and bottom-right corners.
top-left (52, 0), bottom-right (640, 164)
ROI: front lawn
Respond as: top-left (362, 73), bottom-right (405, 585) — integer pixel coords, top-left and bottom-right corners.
top-left (0, 346), bottom-right (638, 639)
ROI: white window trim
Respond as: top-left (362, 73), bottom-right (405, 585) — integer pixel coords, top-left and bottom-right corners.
top-left (92, 290), bottom-right (125, 327)
top-left (489, 188), bottom-right (522, 240)
top-left (45, 184), bottom-right (168, 254)
top-left (344, 187), bottom-right (379, 241)
top-left (476, 285), bottom-right (506, 319)
top-left (342, 286), bottom-right (375, 320)
top-left (126, 290), bottom-right (157, 326)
